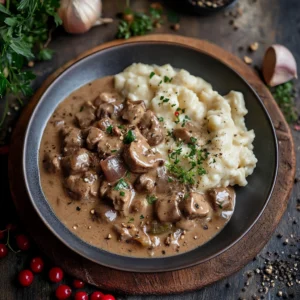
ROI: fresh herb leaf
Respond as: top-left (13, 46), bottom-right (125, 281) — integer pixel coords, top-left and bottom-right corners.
top-left (149, 71), bottom-right (155, 79)
top-left (164, 76), bottom-right (172, 83)
top-left (124, 130), bottom-right (136, 144)
top-left (128, 217), bottom-right (134, 223)
top-left (146, 195), bottom-right (158, 205)
top-left (106, 125), bottom-right (113, 134)
top-left (38, 48), bottom-right (54, 61)
top-left (158, 117), bottom-right (164, 122)
top-left (120, 191), bottom-right (125, 197)
top-left (114, 179), bottom-right (129, 191)
top-left (271, 81), bottom-right (298, 123)
top-left (140, 214), bottom-right (145, 219)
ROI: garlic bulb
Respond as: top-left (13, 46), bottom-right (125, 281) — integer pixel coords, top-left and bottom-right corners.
top-left (262, 44), bottom-right (298, 87)
top-left (59, 0), bottom-right (102, 34)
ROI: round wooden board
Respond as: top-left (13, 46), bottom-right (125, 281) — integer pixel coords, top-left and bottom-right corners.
top-left (8, 35), bottom-right (295, 295)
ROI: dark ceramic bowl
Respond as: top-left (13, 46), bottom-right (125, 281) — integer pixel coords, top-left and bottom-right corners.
top-left (166, 0), bottom-right (238, 16)
top-left (23, 42), bottom-right (278, 272)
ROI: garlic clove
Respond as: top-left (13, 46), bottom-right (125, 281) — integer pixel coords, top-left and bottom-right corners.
top-left (59, 0), bottom-right (102, 34)
top-left (262, 44), bottom-right (297, 87)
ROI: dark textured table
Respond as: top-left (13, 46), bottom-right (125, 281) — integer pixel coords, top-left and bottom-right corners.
top-left (1, 0), bottom-right (300, 299)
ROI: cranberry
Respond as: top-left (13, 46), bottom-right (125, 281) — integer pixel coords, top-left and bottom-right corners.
top-left (102, 295), bottom-right (115, 300)
top-left (0, 230), bottom-right (5, 240)
top-left (55, 285), bottom-right (72, 300)
top-left (16, 234), bottom-right (30, 251)
top-left (74, 291), bottom-right (89, 300)
top-left (90, 291), bottom-right (105, 300)
top-left (0, 244), bottom-right (8, 258)
top-left (49, 267), bottom-right (64, 283)
top-left (73, 279), bottom-right (85, 289)
top-left (18, 270), bottom-right (34, 287)
top-left (30, 257), bottom-right (44, 273)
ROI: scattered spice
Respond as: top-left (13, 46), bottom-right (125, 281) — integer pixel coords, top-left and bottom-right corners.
top-left (190, 0), bottom-right (232, 9)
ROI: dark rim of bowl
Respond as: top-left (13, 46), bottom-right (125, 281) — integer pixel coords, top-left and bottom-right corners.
top-left (186, 0), bottom-right (238, 13)
top-left (23, 41), bottom-right (278, 272)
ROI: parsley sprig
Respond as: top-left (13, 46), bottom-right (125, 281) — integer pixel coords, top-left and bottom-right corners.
top-left (271, 81), bottom-right (298, 123)
top-left (167, 138), bottom-right (208, 185)
top-left (0, 0), bottom-right (61, 125)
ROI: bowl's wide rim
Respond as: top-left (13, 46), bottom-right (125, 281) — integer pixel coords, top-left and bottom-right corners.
top-left (22, 40), bottom-right (278, 273)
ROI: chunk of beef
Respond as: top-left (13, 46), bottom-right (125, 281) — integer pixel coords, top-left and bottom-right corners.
top-left (173, 128), bottom-right (193, 144)
top-left (155, 194), bottom-right (181, 223)
top-left (123, 133), bottom-right (162, 173)
top-left (94, 92), bottom-right (118, 106)
top-left (96, 102), bottom-right (124, 120)
top-left (114, 224), bottom-right (152, 247)
top-left (64, 171), bottom-right (98, 200)
top-left (97, 135), bottom-right (123, 158)
top-left (43, 152), bottom-right (61, 173)
top-left (180, 192), bottom-right (210, 219)
top-left (135, 173), bottom-right (156, 193)
top-left (89, 152), bottom-right (101, 173)
top-left (61, 126), bottom-right (83, 155)
top-left (61, 148), bottom-right (90, 175)
top-left (95, 117), bottom-right (113, 131)
top-left (75, 101), bottom-right (96, 129)
top-left (100, 181), bottom-right (133, 216)
top-left (207, 187), bottom-right (235, 211)
top-left (121, 100), bottom-right (146, 125)
top-left (86, 127), bottom-right (104, 150)
top-left (138, 110), bottom-right (164, 146)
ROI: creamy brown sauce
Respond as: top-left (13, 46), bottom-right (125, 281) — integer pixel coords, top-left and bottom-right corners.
top-left (39, 76), bottom-right (235, 258)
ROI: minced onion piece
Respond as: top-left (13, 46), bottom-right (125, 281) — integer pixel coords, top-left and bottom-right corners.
top-left (100, 155), bottom-right (127, 183)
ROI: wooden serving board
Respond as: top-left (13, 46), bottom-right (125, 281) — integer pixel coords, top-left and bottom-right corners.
top-left (8, 35), bottom-right (295, 295)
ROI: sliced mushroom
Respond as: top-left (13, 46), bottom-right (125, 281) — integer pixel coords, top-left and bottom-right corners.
top-left (123, 134), bottom-right (162, 173)
top-left (180, 192), bottom-right (210, 219)
top-left (100, 155), bottom-right (127, 183)
top-left (138, 110), bottom-right (164, 146)
top-left (134, 172), bottom-right (156, 193)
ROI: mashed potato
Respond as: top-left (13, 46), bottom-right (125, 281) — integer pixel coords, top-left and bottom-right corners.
top-left (115, 63), bottom-right (257, 192)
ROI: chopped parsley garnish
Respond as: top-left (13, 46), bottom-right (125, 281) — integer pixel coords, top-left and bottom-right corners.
top-left (158, 80), bottom-right (162, 85)
top-left (167, 177), bottom-right (174, 182)
top-left (114, 179), bottom-right (129, 191)
top-left (218, 204), bottom-right (223, 209)
top-left (106, 125), bottom-right (113, 134)
top-left (163, 98), bottom-right (169, 103)
top-left (166, 140), bottom-right (208, 185)
top-left (164, 76), bottom-right (172, 83)
top-left (123, 130), bottom-right (136, 144)
top-left (128, 217), bottom-right (134, 223)
top-left (111, 150), bottom-right (118, 153)
top-left (149, 71), bottom-right (155, 79)
top-left (158, 117), bottom-right (164, 122)
top-left (119, 191), bottom-right (125, 197)
top-left (140, 215), bottom-right (145, 219)
top-left (171, 104), bottom-right (176, 107)
top-left (118, 125), bottom-right (125, 129)
top-left (146, 195), bottom-right (158, 205)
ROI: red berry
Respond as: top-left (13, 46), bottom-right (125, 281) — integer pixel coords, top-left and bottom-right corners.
top-left (73, 279), bottom-right (85, 289)
top-left (74, 291), bottom-right (88, 300)
top-left (49, 267), bottom-right (64, 283)
top-left (90, 292), bottom-right (105, 300)
top-left (30, 257), bottom-right (44, 273)
top-left (18, 270), bottom-right (34, 287)
top-left (0, 244), bottom-right (8, 258)
top-left (0, 231), bottom-right (5, 240)
top-left (55, 285), bottom-right (72, 300)
top-left (16, 234), bottom-right (30, 251)
top-left (102, 295), bottom-right (115, 300)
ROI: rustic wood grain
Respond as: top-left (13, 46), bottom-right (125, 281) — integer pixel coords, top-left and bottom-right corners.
top-left (7, 34), bottom-right (295, 295)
